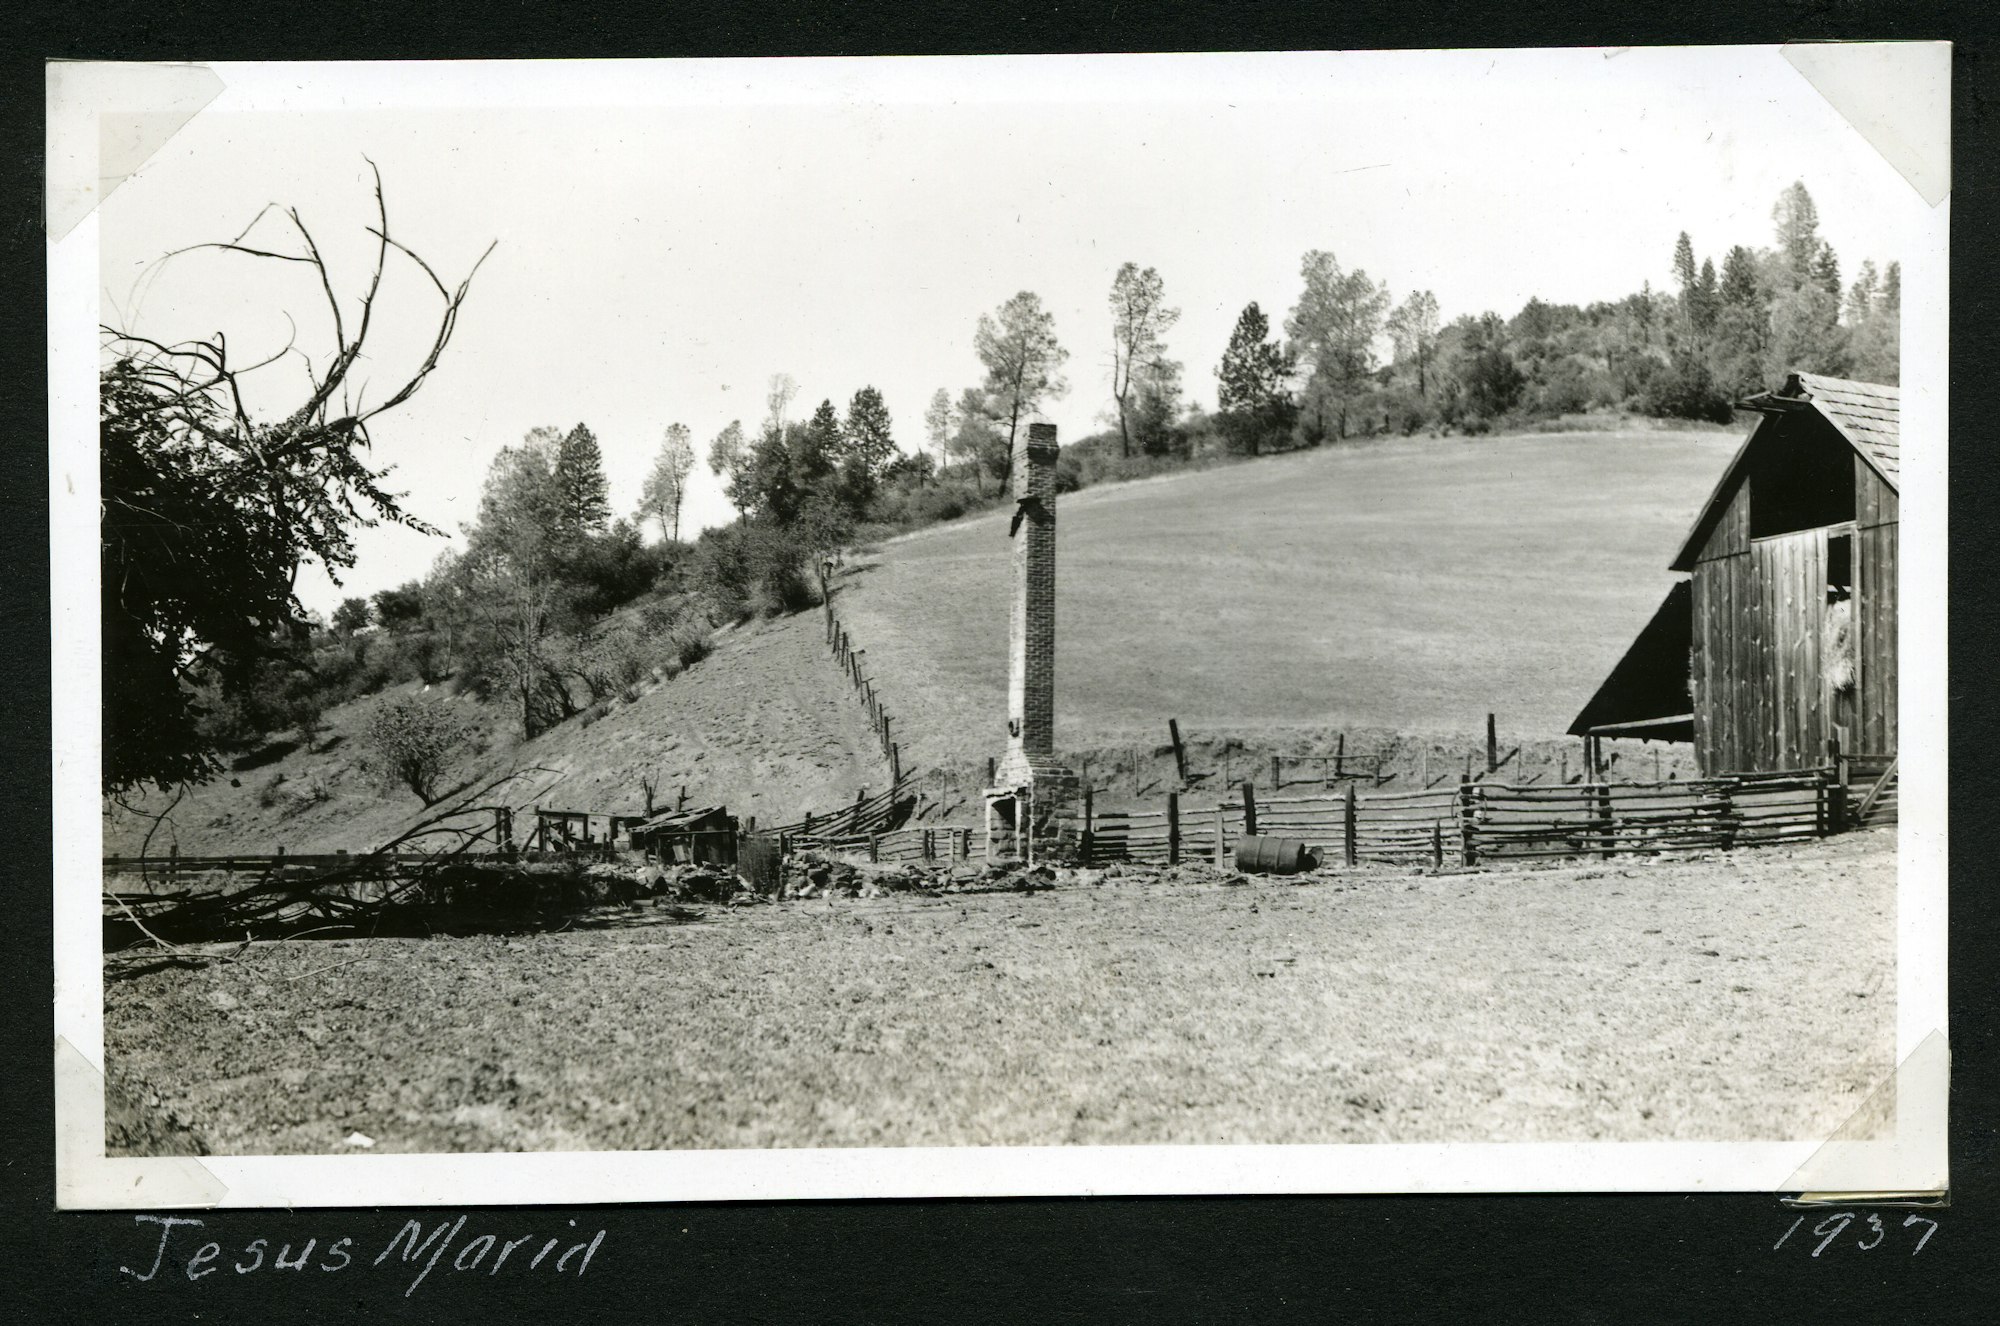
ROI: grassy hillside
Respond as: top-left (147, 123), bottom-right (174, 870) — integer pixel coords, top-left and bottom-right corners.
top-left (835, 427), bottom-right (1739, 778)
top-left (105, 424), bottom-right (1741, 855)
top-left (104, 613), bottom-right (892, 856)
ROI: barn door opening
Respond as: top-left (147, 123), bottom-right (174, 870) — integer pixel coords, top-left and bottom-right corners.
top-left (1826, 531), bottom-right (1856, 747)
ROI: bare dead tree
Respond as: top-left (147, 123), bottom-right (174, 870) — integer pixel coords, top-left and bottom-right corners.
top-left (101, 162), bottom-right (496, 794)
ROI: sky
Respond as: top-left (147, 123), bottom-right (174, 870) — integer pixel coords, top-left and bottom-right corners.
top-left (93, 48), bottom-right (1926, 616)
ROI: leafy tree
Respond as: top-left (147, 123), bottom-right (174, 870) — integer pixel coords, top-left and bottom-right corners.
top-left (372, 581), bottom-right (426, 631)
top-left (364, 693), bottom-right (474, 805)
top-left (444, 431), bottom-right (583, 737)
top-left (552, 422), bottom-right (611, 542)
top-left (948, 387), bottom-right (1006, 494)
top-left (765, 373), bottom-right (799, 434)
top-left (1385, 290), bottom-right (1442, 397)
top-left (1215, 301), bottom-right (1296, 456)
top-left (640, 421), bottom-right (697, 542)
top-left (706, 420), bottom-right (749, 515)
top-left (1108, 263), bottom-right (1182, 458)
top-left (98, 170), bottom-right (488, 793)
top-left (1445, 313), bottom-right (1525, 423)
top-left (332, 597), bottom-right (372, 636)
top-left (1285, 249), bottom-right (1390, 441)
top-left (974, 291), bottom-right (1070, 486)
top-left (923, 387), bottom-right (954, 474)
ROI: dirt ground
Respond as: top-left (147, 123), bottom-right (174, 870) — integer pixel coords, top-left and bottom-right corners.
top-left (104, 828), bottom-right (1895, 1155)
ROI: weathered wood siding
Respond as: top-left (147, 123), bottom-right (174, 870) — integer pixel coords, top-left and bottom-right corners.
top-left (1755, 530), bottom-right (1827, 770)
top-left (1689, 475), bottom-right (1753, 773)
top-left (1688, 451), bottom-right (1897, 774)
top-left (1856, 453), bottom-right (1899, 526)
top-left (1855, 455), bottom-right (1898, 755)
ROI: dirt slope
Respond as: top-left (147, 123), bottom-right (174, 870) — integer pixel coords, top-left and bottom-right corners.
top-left (834, 428), bottom-right (1738, 775)
top-left (104, 611), bottom-right (890, 857)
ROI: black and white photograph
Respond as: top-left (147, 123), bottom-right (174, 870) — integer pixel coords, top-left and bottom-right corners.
top-left (50, 47), bottom-right (1948, 1208)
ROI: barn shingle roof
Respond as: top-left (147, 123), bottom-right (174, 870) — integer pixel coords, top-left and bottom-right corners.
top-left (1667, 371), bottom-right (1901, 572)
top-left (1790, 372), bottom-right (1899, 488)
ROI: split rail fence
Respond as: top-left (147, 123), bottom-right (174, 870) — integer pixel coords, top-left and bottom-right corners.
top-left (1081, 765), bottom-right (1852, 869)
top-left (819, 573), bottom-right (902, 783)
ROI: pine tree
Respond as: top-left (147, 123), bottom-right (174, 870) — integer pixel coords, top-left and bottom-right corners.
top-left (794, 400), bottom-right (842, 494)
top-left (1216, 301), bottom-right (1297, 456)
top-left (1771, 181), bottom-right (1822, 288)
top-left (552, 422), bottom-right (611, 541)
top-left (1812, 241), bottom-right (1842, 299)
top-left (843, 386), bottom-right (897, 481)
top-left (1672, 232), bottom-right (1698, 293)
top-left (1705, 245), bottom-right (1771, 398)
top-left (1694, 258), bottom-right (1719, 335)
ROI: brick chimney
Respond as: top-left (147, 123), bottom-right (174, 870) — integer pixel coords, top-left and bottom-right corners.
top-left (986, 422), bottom-right (1077, 863)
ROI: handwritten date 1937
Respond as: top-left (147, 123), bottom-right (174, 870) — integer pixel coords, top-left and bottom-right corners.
top-left (1774, 1212), bottom-right (1939, 1258)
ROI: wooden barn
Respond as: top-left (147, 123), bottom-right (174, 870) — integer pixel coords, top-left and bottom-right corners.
top-left (1571, 372), bottom-right (1899, 776)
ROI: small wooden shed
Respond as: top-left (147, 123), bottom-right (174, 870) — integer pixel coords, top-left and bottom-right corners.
top-left (1571, 372), bottom-right (1899, 774)
top-left (628, 805), bottom-right (737, 865)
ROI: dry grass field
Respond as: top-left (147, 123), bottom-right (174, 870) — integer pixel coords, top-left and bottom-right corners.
top-left (105, 828), bottom-right (1894, 1155)
top-left (837, 428), bottom-right (1740, 772)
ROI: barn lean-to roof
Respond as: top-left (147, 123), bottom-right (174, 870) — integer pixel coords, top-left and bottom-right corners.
top-left (1667, 372), bottom-right (1900, 572)
top-left (1565, 580), bottom-right (1695, 740)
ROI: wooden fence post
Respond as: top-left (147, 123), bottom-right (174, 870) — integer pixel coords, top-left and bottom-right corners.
top-left (1430, 820), bottom-right (1443, 869)
top-left (1824, 738), bottom-right (1846, 833)
top-left (986, 756), bottom-right (996, 786)
top-left (1457, 776), bottom-right (1477, 866)
top-left (869, 833), bottom-right (880, 862)
top-left (1169, 719), bottom-right (1187, 784)
top-left (890, 743), bottom-right (902, 783)
top-left (1336, 733), bottom-right (1345, 780)
top-left (1213, 802), bottom-right (1226, 865)
top-left (1596, 780), bottom-right (1615, 860)
top-left (1241, 782), bottom-right (1258, 837)
top-left (1487, 713), bottom-right (1498, 773)
top-left (1271, 754), bottom-right (1283, 790)
top-left (1343, 781), bottom-right (1358, 866)
top-left (1166, 791), bottom-right (1180, 865)
top-left (1080, 786), bottom-right (1095, 865)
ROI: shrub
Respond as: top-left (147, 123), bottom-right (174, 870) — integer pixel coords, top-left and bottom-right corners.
top-left (363, 694), bottom-right (475, 805)
top-left (689, 518), bottom-right (823, 619)
top-left (672, 629), bottom-right (712, 671)
top-left (1639, 350), bottom-right (1735, 423)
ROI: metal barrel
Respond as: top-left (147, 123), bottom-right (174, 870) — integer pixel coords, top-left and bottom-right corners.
top-left (1235, 835), bottom-right (1312, 875)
